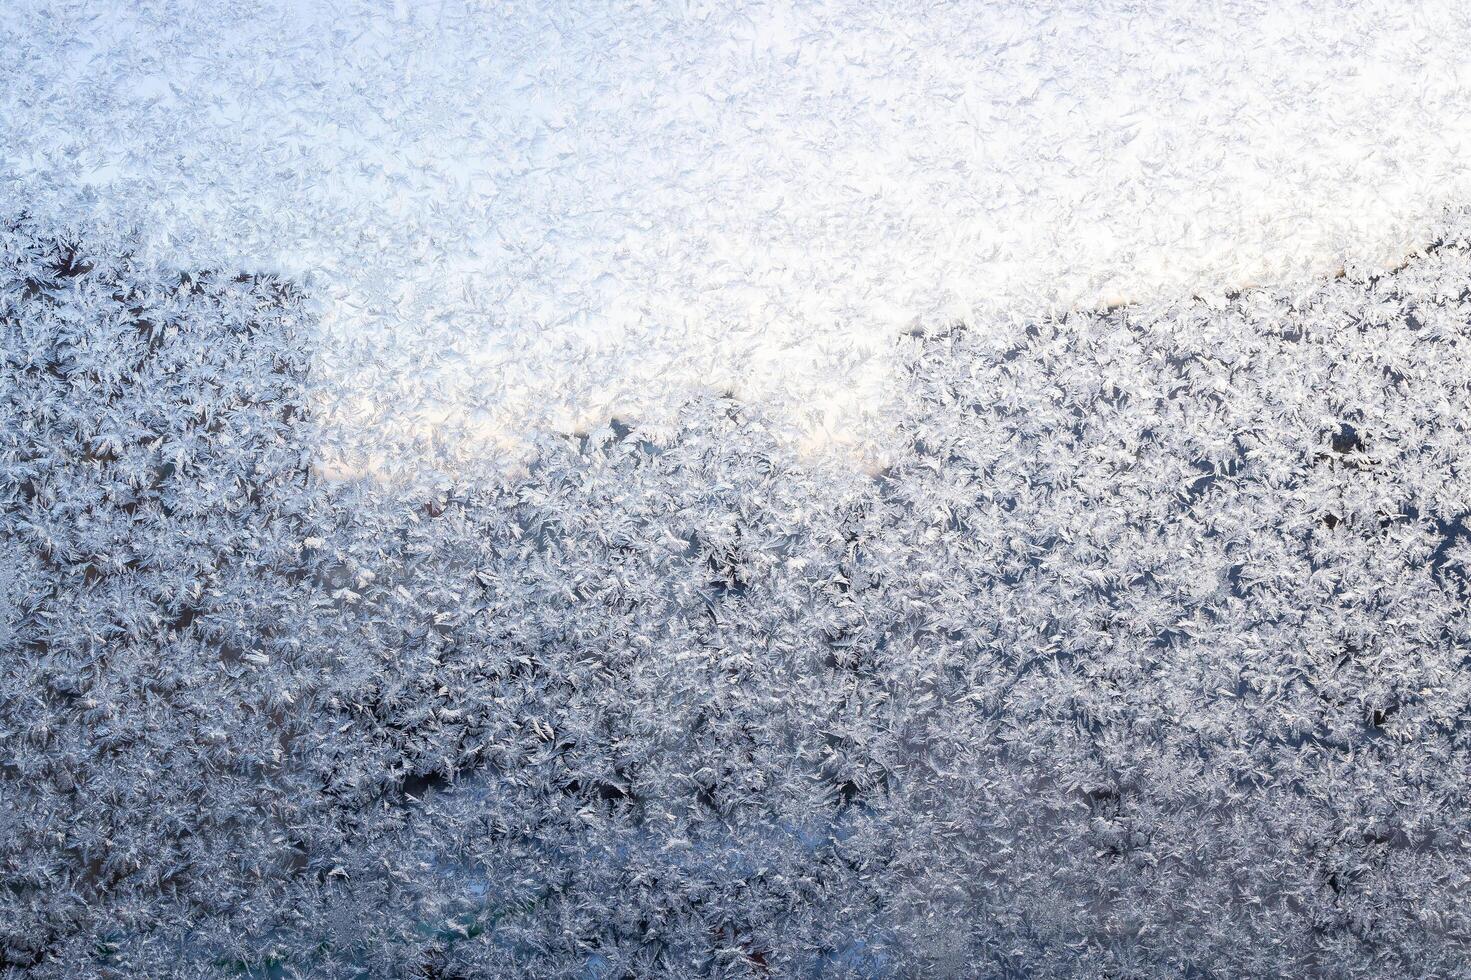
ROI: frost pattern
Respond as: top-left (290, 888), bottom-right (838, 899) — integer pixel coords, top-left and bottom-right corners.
top-left (9, 215), bottom-right (1471, 976)
top-left (5, 1), bottom-right (1471, 462)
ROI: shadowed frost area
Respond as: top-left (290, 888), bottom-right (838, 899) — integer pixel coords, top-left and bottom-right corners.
top-left (4, 0), bottom-right (1471, 473)
top-left (10, 211), bottom-right (1471, 976)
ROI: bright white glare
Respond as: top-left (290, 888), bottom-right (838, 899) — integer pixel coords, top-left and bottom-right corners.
top-left (4, 0), bottom-right (1471, 472)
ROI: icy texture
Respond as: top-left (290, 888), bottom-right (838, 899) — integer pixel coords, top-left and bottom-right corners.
top-left (9, 216), bottom-right (1471, 976)
top-left (4, 1), bottom-right (1471, 464)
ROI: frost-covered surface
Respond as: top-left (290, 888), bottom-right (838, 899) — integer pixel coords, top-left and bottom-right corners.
top-left (10, 217), bottom-right (1471, 976)
top-left (10, 1), bottom-right (1471, 974)
top-left (4, 1), bottom-right (1471, 464)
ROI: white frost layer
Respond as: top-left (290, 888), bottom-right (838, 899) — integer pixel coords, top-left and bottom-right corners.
top-left (5, 0), bottom-right (1471, 468)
